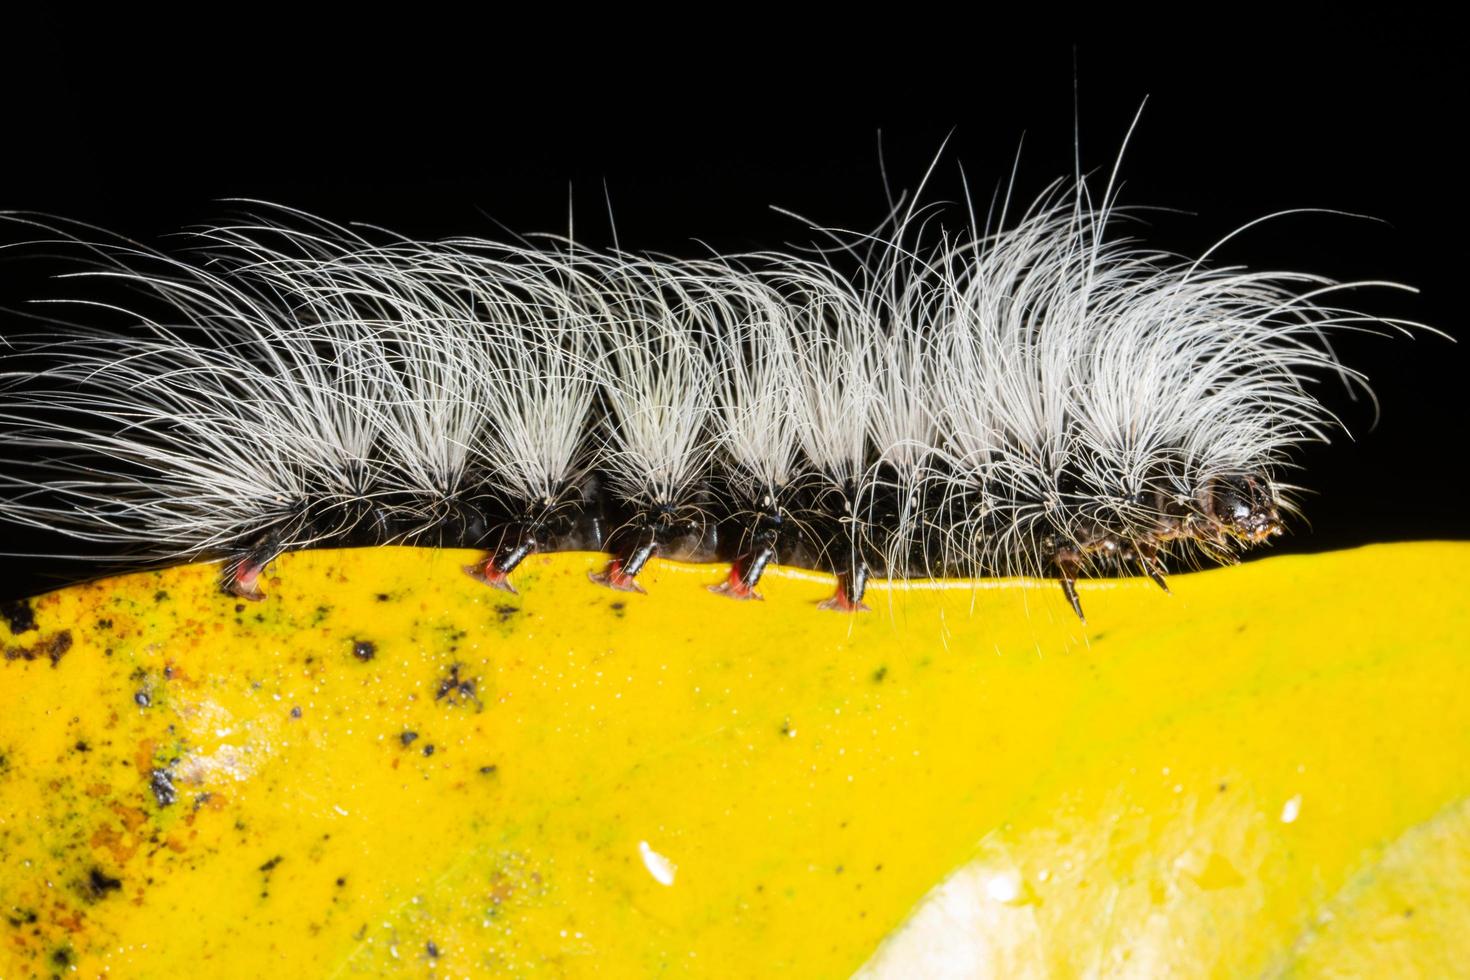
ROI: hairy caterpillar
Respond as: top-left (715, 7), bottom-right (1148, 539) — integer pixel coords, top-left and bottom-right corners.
top-left (0, 160), bottom-right (1418, 620)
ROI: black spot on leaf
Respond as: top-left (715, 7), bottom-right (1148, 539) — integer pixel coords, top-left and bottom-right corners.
top-left (85, 867), bottom-right (122, 900)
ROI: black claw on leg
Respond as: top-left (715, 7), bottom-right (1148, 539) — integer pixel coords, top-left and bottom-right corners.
top-left (1053, 546), bottom-right (1086, 623)
top-left (1058, 576), bottom-right (1085, 623)
top-left (619, 526), bottom-right (660, 580)
top-left (1142, 560), bottom-right (1170, 594)
top-left (1129, 540), bottom-right (1170, 594)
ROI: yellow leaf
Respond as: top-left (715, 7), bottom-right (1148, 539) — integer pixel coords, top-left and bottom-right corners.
top-left (1, 543), bottom-right (1466, 976)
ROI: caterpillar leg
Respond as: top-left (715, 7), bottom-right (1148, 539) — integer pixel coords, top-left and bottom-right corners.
top-left (464, 527), bottom-right (538, 594)
top-left (711, 528), bottom-right (778, 601)
top-left (590, 558), bottom-right (645, 593)
top-left (818, 564), bottom-right (870, 613)
top-left (464, 559), bottom-right (517, 593)
top-left (222, 546), bottom-right (278, 602)
top-left (590, 525), bottom-right (658, 594)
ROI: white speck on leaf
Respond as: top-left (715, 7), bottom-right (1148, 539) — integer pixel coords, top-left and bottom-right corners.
top-left (639, 841), bottom-right (677, 886)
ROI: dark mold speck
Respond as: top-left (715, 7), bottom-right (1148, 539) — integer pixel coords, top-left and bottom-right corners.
top-left (0, 598), bottom-right (37, 635)
top-left (872, 666), bottom-right (888, 683)
top-left (3, 630), bottom-right (73, 667)
top-left (422, 744), bottom-right (436, 757)
top-left (352, 640), bottom-right (376, 662)
top-left (6, 907), bottom-right (38, 927)
top-left (259, 855), bottom-right (283, 873)
top-left (149, 767), bottom-right (177, 807)
top-left (289, 706), bottom-right (302, 719)
top-left (435, 663), bottom-right (480, 708)
top-left (610, 601), bottom-right (626, 618)
top-left (400, 731), bottom-right (419, 746)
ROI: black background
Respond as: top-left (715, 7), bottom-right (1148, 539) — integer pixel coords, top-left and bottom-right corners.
top-left (1, 14), bottom-right (1465, 598)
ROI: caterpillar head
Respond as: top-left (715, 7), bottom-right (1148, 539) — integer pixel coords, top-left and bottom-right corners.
top-left (1204, 474), bottom-right (1284, 544)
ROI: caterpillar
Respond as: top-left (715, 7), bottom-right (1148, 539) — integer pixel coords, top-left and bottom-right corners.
top-left (0, 161), bottom-right (1418, 621)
